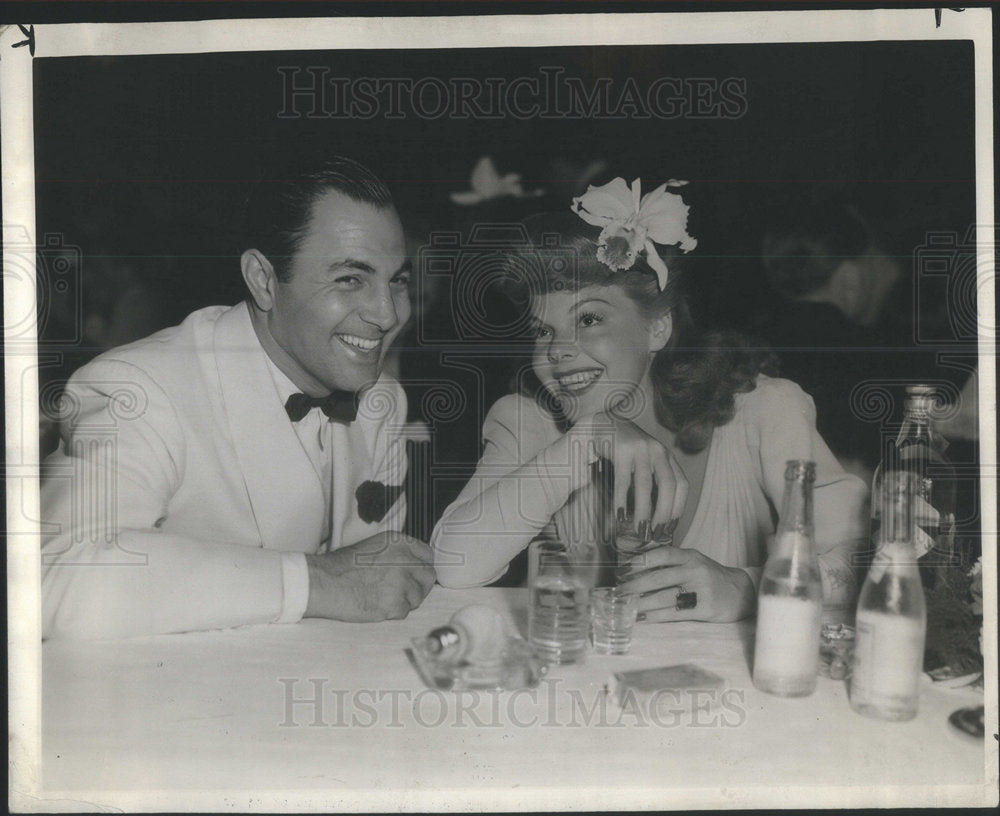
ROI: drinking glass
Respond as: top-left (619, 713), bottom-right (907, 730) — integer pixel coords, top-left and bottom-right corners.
top-left (590, 587), bottom-right (639, 655)
top-left (528, 539), bottom-right (592, 665)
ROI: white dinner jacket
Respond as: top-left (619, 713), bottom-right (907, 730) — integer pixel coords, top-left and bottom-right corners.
top-left (41, 303), bottom-right (409, 639)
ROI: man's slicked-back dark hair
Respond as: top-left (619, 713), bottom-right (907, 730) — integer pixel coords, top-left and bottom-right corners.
top-left (243, 153), bottom-right (395, 282)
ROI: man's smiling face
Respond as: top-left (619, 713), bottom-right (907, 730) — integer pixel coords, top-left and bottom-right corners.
top-left (263, 189), bottom-right (411, 395)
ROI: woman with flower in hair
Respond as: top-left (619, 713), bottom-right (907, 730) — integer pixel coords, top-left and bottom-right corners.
top-left (431, 178), bottom-right (868, 622)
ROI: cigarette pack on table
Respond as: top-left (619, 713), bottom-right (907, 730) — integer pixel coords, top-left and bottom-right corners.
top-left (610, 663), bottom-right (726, 713)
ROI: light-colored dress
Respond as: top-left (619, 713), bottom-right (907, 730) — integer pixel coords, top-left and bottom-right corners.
top-left (432, 376), bottom-right (868, 609)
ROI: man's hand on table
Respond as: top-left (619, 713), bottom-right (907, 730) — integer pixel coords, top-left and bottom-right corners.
top-left (304, 532), bottom-right (436, 622)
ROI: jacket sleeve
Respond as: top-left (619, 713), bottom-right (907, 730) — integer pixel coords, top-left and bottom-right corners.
top-left (750, 378), bottom-right (869, 612)
top-left (431, 396), bottom-right (595, 588)
top-left (40, 359), bottom-right (300, 640)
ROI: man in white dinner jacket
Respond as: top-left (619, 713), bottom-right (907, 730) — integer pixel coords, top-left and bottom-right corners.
top-left (41, 155), bottom-right (435, 639)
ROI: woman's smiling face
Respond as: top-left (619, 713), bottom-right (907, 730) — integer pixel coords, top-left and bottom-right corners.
top-left (530, 284), bottom-right (669, 423)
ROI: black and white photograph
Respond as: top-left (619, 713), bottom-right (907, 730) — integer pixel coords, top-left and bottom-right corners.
top-left (3, 5), bottom-right (997, 811)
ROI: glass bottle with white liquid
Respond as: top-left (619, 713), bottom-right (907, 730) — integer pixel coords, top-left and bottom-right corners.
top-left (753, 460), bottom-right (824, 697)
top-left (851, 471), bottom-right (927, 721)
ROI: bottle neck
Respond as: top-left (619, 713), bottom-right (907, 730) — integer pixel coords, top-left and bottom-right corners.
top-left (778, 475), bottom-right (814, 540)
top-left (897, 393), bottom-right (948, 450)
top-left (880, 472), bottom-right (917, 552)
top-left (898, 409), bottom-right (932, 443)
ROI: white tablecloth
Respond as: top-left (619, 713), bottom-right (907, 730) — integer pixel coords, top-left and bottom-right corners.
top-left (38, 587), bottom-right (991, 810)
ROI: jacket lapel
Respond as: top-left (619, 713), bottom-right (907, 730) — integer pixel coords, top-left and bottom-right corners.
top-left (211, 303), bottom-right (325, 551)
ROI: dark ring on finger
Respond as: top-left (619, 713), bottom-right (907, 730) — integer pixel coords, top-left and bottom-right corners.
top-left (676, 590), bottom-right (698, 610)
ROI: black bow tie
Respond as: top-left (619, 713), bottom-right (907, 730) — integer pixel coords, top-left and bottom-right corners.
top-left (284, 391), bottom-right (359, 423)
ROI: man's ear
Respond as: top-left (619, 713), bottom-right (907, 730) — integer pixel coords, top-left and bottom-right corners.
top-left (241, 249), bottom-right (277, 311)
top-left (830, 261), bottom-right (864, 321)
top-left (648, 312), bottom-right (673, 353)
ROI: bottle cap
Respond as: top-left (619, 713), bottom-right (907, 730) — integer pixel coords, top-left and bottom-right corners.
top-left (904, 384), bottom-right (936, 417)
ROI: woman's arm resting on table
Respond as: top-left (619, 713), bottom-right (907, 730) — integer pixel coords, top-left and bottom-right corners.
top-left (431, 396), bottom-right (596, 588)
top-left (432, 396), bottom-right (694, 589)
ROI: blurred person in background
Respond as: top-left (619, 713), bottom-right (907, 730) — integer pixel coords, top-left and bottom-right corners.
top-left (759, 194), bottom-right (909, 481)
top-left (38, 249), bottom-right (175, 459)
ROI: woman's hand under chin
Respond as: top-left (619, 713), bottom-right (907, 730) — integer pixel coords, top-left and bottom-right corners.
top-left (617, 545), bottom-right (756, 623)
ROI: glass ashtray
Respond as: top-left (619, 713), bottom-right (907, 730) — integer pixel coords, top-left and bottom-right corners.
top-left (406, 635), bottom-right (547, 691)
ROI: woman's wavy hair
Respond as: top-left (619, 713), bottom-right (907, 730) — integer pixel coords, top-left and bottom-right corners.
top-left (503, 210), bottom-right (778, 452)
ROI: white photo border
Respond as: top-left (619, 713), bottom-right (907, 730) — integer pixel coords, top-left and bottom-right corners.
top-left (3, 8), bottom-right (996, 812)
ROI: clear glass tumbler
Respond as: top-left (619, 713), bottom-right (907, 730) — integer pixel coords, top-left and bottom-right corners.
top-left (528, 539), bottom-right (593, 665)
top-left (590, 587), bottom-right (639, 655)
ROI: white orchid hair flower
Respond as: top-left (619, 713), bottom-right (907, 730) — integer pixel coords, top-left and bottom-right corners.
top-left (570, 176), bottom-right (697, 289)
top-left (449, 156), bottom-right (544, 205)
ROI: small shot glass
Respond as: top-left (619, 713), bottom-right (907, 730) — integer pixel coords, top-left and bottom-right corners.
top-left (590, 587), bottom-right (639, 655)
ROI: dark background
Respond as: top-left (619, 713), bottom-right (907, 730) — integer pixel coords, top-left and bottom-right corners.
top-left (34, 40), bottom-right (976, 324)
